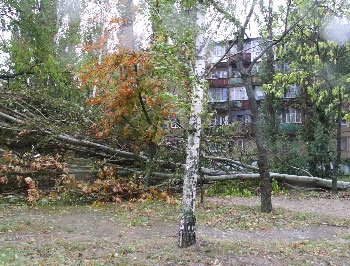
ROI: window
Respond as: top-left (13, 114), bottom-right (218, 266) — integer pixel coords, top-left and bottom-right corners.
top-left (210, 116), bottom-right (229, 126)
top-left (251, 63), bottom-right (259, 75)
top-left (237, 114), bottom-right (251, 124)
top-left (211, 70), bottom-right (227, 79)
top-left (212, 46), bottom-right (224, 56)
top-left (170, 118), bottom-right (180, 128)
top-left (281, 109), bottom-right (301, 124)
top-left (285, 85), bottom-right (299, 98)
top-left (230, 87), bottom-right (247, 100)
top-left (255, 86), bottom-right (265, 100)
top-left (341, 120), bottom-right (347, 126)
top-left (232, 139), bottom-right (244, 150)
top-left (237, 139), bottom-right (244, 150)
top-left (209, 88), bottom-right (228, 102)
top-left (209, 143), bottom-right (218, 152)
top-left (341, 138), bottom-right (349, 151)
top-left (274, 62), bottom-right (290, 73)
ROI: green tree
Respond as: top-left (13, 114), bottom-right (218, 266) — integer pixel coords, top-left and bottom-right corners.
top-left (0, 0), bottom-right (81, 101)
top-left (273, 1), bottom-right (350, 193)
top-left (211, 0), bottom-right (319, 213)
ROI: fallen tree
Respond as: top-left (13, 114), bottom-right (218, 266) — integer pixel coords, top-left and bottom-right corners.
top-left (201, 172), bottom-right (350, 190)
top-left (2, 130), bottom-right (350, 190)
top-left (1, 89), bottom-right (350, 191)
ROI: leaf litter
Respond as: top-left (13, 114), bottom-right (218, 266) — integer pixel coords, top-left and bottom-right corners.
top-left (0, 191), bottom-right (349, 265)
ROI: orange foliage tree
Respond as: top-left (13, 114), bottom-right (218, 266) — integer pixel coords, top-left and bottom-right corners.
top-left (78, 48), bottom-right (178, 185)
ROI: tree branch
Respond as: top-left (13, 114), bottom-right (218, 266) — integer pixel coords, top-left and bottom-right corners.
top-left (0, 70), bottom-right (35, 80)
top-left (138, 92), bottom-right (152, 126)
top-left (247, 0), bottom-right (319, 73)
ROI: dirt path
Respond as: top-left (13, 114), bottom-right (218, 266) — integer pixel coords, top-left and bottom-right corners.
top-left (205, 194), bottom-right (350, 219)
top-left (1, 193), bottom-right (350, 265)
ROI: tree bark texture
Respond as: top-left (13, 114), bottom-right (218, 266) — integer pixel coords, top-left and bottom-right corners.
top-left (332, 92), bottom-right (342, 195)
top-left (178, 5), bottom-right (206, 248)
top-left (235, 35), bottom-right (272, 213)
top-left (244, 76), bottom-right (272, 213)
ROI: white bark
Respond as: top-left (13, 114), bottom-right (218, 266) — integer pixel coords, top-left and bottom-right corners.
top-left (178, 5), bottom-right (207, 248)
top-left (202, 173), bottom-right (350, 190)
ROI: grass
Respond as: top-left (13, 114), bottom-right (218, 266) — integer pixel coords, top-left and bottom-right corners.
top-left (0, 196), bottom-right (349, 265)
top-left (1, 237), bottom-right (349, 266)
top-left (196, 202), bottom-right (350, 231)
top-left (339, 175), bottom-right (350, 182)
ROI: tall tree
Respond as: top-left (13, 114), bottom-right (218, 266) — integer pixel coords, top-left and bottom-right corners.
top-left (210, 0), bottom-right (319, 212)
top-left (0, 0), bottom-right (82, 100)
top-left (274, 1), bottom-right (350, 193)
top-left (178, 3), bottom-right (207, 248)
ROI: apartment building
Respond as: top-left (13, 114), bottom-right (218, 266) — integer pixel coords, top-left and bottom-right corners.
top-left (207, 38), bottom-right (350, 168)
top-left (209, 39), bottom-right (259, 125)
top-left (207, 39), bottom-right (304, 153)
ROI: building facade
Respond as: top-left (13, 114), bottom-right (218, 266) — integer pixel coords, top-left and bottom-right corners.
top-left (207, 38), bottom-right (350, 167)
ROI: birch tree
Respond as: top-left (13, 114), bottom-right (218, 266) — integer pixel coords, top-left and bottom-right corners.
top-left (178, 3), bottom-right (207, 248)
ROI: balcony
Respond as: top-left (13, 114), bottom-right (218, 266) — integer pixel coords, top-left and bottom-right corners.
top-left (231, 53), bottom-right (251, 63)
top-left (208, 78), bottom-right (228, 87)
top-left (251, 76), bottom-right (262, 83)
top-left (230, 100), bottom-right (250, 109)
top-left (229, 77), bottom-right (243, 85)
top-left (228, 76), bottom-right (261, 85)
top-left (278, 123), bottom-right (302, 134)
top-left (208, 101), bottom-right (229, 111)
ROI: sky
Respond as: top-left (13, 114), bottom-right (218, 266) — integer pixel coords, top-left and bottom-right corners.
top-left (1, 0), bottom-right (349, 72)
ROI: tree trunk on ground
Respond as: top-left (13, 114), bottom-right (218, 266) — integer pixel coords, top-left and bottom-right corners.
top-left (178, 5), bottom-right (206, 248)
top-left (202, 172), bottom-right (350, 190)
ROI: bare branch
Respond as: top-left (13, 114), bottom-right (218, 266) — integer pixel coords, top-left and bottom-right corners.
top-left (247, 0), bottom-right (319, 73)
top-left (0, 69), bottom-right (35, 80)
top-left (0, 110), bottom-right (23, 123)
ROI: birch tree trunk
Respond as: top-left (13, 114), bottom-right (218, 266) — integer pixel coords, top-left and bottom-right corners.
top-left (178, 5), bottom-right (206, 248)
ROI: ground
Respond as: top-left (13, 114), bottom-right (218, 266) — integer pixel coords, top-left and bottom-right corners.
top-left (0, 191), bottom-right (350, 265)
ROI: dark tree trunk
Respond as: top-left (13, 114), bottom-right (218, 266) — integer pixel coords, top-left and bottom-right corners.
top-left (144, 140), bottom-right (157, 187)
top-left (236, 31), bottom-right (272, 212)
top-left (332, 93), bottom-right (342, 195)
top-left (178, 208), bottom-right (196, 248)
top-left (244, 76), bottom-right (272, 213)
top-left (262, 0), bottom-right (278, 141)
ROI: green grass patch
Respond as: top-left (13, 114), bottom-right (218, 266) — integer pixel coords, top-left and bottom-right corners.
top-left (206, 179), bottom-right (284, 197)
